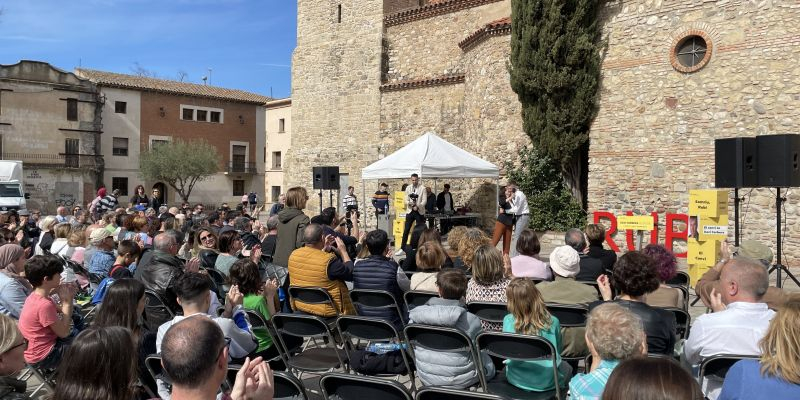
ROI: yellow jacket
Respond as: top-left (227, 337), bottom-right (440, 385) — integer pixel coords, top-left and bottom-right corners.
top-left (288, 246), bottom-right (355, 317)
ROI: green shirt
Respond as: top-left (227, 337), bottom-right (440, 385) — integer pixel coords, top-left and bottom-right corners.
top-left (502, 313), bottom-right (566, 392)
top-left (243, 294), bottom-right (273, 352)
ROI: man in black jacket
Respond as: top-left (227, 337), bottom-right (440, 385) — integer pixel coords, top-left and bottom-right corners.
top-left (436, 184), bottom-right (455, 234)
top-left (585, 224), bottom-right (618, 271)
top-left (352, 229), bottom-right (410, 329)
top-left (565, 228), bottom-right (605, 282)
top-left (134, 230), bottom-right (198, 330)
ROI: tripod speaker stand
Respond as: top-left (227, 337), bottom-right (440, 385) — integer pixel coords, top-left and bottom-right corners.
top-left (768, 188), bottom-right (800, 288)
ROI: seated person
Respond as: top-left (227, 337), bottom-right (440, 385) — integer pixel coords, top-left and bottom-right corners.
top-left (602, 357), bottom-right (702, 399)
top-left (504, 278), bottom-right (571, 392)
top-left (0, 244), bottom-right (31, 319)
top-left (510, 229), bottom-right (551, 280)
top-left (19, 255), bottom-right (78, 369)
top-left (109, 240), bottom-right (140, 279)
top-left (134, 231), bottom-right (188, 330)
top-left (565, 228), bottom-right (604, 282)
top-left (228, 259), bottom-right (283, 361)
top-left (593, 251), bottom-right (676, 356)
top-left (409, 242), bottom-right (445, 292)
top-left (87, 228), bottom-right (116, 278)
top-left (569, 303), bottom-right (647, 399)
top-left (156, 272), bottom-right (257, 361)
top-left (408, 269), bottom-right (496, 389)
top-left (642, 244), bottom-right (685, 309)
top-left (719, 294), bottom-right (800, 400)
top-left (287, 224), bottom-right (355, 317)
top-left (584, 224), bottom-right (616, 272)
top-left (352, 230), bottom-right (410, 329)
top-left (684, 257), bottom-right (775, 399)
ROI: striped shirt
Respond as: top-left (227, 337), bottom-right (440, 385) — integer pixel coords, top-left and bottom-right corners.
top-left (568, 359), bottom-right (620, 400)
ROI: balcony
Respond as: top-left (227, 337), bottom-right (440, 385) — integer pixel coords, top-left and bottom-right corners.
top-left (2, 153), bottom-right (103, 170)
top-left (227, 161), bottom-right (257, 175)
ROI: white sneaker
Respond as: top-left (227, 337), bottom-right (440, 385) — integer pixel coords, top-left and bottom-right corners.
top-left (394, 249), bottom-right (405, 256)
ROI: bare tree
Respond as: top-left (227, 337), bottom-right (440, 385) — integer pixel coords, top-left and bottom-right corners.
top-left (130, 62), bottom-right (158, 78)
top-left (176, 70), bottom-right (188, 82)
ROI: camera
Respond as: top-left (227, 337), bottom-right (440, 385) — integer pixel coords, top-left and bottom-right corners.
top-left (409, 193), bottom-right (419, 203)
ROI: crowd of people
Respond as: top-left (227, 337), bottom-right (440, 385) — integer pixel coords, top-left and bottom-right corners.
top-left (0, 179), bottom-right (799, 400)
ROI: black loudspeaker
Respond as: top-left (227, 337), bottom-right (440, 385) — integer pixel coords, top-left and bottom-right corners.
top-left (757, 134), bottom-right (800, 187)
top-left (714, 137), bottom-right (758, 188)
top-left (313, 166), bottom-right (340, 190)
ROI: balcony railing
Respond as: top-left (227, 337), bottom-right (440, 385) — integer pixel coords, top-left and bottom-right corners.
top-left (227, 161), bottom-right (257, 174)
top-left (1, 153), bottom-right (103, 169)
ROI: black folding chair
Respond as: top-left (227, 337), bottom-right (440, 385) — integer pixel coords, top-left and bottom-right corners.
top-left (144, 289), bottom-right (175, 320)
top-left (350, 288), bottom-right (406, 326)
top-left (664, 307), bottom-right (691, 340)
top-left (288, 286), bottom-right (340, 324)
top-left (270, 313), bottom-right (346, 377)
top-left (336, 315), bottom-right (415, 390)
top-left (466, 301), bottom-right (508, 328)
top-left (416, 387), bottom-right (506, 400)
top-left (205, 268), bottom-right (228, 300)
top-left (243, 309), bottom-right (289, 364)
top-left (666, 271), bottom-right (690, 287)
top-left (546, 303), bottom-right (588, 365)
top-left (477, 331), bottom-right (563, 400)
top-left (320, 372), bottom-right (413, 400)
top-left (403, 290), bottom-right (439, 311)
top-left (404, 324), bottom-right (486, 391)
top-left (227, 368), bottom-right (308, 400)
top-left (145, 354), bottom-right (168, 396)
top-left (699, 354), bottom-right (759, 391)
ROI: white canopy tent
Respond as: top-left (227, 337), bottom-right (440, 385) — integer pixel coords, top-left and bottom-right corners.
top-left (360, 132), bottom-right (500, 230)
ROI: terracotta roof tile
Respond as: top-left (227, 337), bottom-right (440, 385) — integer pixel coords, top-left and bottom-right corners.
top-left (75, 68), bottom-right (272, 105)
top-left (380, 73), bottom-right (465, 92)
top-left (459, 16), bottom-right (512, 51)
top-left (385, 0), bottom-right (504, 27)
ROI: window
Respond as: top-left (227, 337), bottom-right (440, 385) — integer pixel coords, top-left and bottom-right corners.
top-left (197, 109), bottom-right (208, 122)
top-left (671, 32), bottom-right (712, 73)
top-left (67, 98), bottom-right (78, 121)
top-left (114, 101), bottom-right (127, 114)
top-left (278, 118), bottom-right (285, 133)
top-left (112, 137), bottom-right (129, 156)
top-left (210, 111), bottom-right (221, 123)
top-left (182, 108), bottom-right (194, 120)
top-left (112, 177), bottom-right (129, 196)
top-left (151, 140), bottom-right (168, 149)
top-left (180, 105), bottom-right (223, 123)
top-left (271, 186), bottom-right (281, 202)
top-left (264, 147), bottom-right (267, 163)
top-left (65, 139), bottom-right (79, 168)
top-left (272, 151), bottom-right (282, 170)
top-left (233, 180), bottom-right (245, 196)
top-left (337, 4), bottom-right (342, 23)
top-left (232, 145), bottom-right (247, 172)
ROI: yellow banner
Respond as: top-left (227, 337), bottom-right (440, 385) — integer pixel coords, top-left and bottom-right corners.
top-left (393, 191), bottom-right (405, 211)
top-left (617, 215), bottom-right (655, 231)
top-left (689, 189), bottom-right (728, 218)
top-left (687, 239), bottom-right (720, 266)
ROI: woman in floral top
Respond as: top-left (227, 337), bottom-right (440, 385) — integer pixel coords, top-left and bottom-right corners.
top-left (465, 244), bottom-right (511, 331)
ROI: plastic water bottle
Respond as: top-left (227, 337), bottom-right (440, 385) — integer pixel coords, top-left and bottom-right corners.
top-left (385, 203), bottom-right (389, 215)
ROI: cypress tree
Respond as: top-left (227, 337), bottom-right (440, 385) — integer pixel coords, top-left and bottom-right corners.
top-left (509, 0), bottom-right (602, 204)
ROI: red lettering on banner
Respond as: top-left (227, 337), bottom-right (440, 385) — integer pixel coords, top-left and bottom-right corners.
top-left (592, 211), bottom-right (688, 258)
top-left (592, 211), bottom-right (620, 252)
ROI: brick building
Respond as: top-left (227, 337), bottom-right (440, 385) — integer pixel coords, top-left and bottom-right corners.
top-left (76, 69), bottom-right (269, 208)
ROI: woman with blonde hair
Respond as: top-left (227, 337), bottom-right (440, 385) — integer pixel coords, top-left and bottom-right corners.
top-left (719, 294), bottom-right (800, 399)
top-left (445, 225), bottom-right (468, 261)
top-left (466, 245), bottom-right (511, 330)
top-left (503, 278), bottom-right (570, 392)
top-left (410, 242), bottom-right (445, 292)
top-left (0, 313), bottom-right (29, 399)
top-left (34, 215), bottom-right (58, 256)
top-left (49, 223), bottom-right (74, 257)
top-left (457, 227), bottom-right (490, 270)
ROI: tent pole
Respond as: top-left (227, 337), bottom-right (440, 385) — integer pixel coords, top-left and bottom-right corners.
top-left (495, 180), bottom-right (499, 218)
top-left (362, 180), bottom-right (367, 232)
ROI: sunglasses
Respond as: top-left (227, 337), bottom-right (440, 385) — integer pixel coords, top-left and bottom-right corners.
top-left (217, 337), bottom-right (232, 359)
top-left (200, 235), bottom-right (214, 242)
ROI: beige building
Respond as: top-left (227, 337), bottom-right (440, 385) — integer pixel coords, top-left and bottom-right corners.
top-left (0, 61), bottom-right (103, 212)
top-left (290, 0), bottom-right (800, 265)
top-left (76, 69), bottom-right (270, 208)
top-left (265, 98), bottom-right (291, 204)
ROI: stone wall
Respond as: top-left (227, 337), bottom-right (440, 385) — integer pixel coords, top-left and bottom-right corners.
top-left (590, 0), bottom-right (800, 264)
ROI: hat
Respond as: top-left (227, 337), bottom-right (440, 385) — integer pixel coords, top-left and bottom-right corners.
top-left (89, 228), bottom-right (114, 244)
top-left (734, 240), bottom-right (774, 265)
top-left (18, 210), bottom-right (30, 216)
top-left (548, 245), bottom-right (581, 278)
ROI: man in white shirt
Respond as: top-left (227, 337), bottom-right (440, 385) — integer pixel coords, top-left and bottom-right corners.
top-left (683, 257), bottom-right (774, 399)
top-left (396, 173), bottom-right (426, 255)
top-left (341, 185), bottom-right (358, 214)
top-left (507, 182), bottom-right (530, 256)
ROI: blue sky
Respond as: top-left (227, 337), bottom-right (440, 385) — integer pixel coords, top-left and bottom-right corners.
top-left (0, 0), bottom-right (296, 98)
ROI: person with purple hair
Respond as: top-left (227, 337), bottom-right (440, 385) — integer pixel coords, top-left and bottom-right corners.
top-left (642, 244), bottom-right (684, 309)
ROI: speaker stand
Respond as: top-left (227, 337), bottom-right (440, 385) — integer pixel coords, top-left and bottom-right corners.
top-left (318, 189), bottom-right (324, 215)
top-left (733, 188), bottom-right (741, 247)
top-left (768, 187), bottom-right (800, 288)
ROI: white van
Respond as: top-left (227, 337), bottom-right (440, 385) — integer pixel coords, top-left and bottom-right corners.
top-left (0, 160), bottom-right (29, 212)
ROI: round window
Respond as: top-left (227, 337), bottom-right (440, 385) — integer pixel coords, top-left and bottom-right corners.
top-left (670, 32), bottom-right (712, 73)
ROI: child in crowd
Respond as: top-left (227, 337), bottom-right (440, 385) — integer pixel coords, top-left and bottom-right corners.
top-left (109, 240), bottom-right (141, 279)
top-left (503, 277), bottom-right (572, 392)
top-left (19, 255), bottom-right (79, 369)
top-left (408, 269), bottom-right (496, 389)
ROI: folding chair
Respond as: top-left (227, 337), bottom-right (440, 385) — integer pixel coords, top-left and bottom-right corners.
top-left (664, 307), bottom-right (691, 340)
top-left (666, 271), bottom-right (690, 287)
top-left (144, 290), bottom-right (175, 319)
top-left (245, 309), bottom-right (286, 364)
top-left (699, 354), bottom-right (759, 391)
top-left (466, 301), bottom-right (509, 328)
top-left (349, 288), bottom-right (406, 327)
top-left (404, 324), bottom-right (486, 391)
top-left (336, 315), bottom-right (415, 390)
top-left (288, 286), bottom-right (340, 326)
top-left (416, 387), bottom-right (506, 400)
top-left (477, 331), bottom-right (563, 400)
top-left (227, 368), bottom-right (308, 400)
top-left (22, 364), bottom-right (56, 398)
top-left (403, 290), bottom-right (439, 311)
top-left (270, 313), bottom-right (346, 378)
top-left (205, 268), bottom-right (228, 300)
top-left (320, 372), bottom-right (413, 400)
top-left (546, 303), bottom-right (588, 366)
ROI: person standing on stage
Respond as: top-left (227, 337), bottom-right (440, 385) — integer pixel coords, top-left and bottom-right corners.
top-left (341, 186), bottom-right (358, 214)
top-left (371, 183), bottom-right (390, 217)
top-left (507, 182), bottom-right (530, 256)
top-left (397, 173), bottom-right (426, 255)
top-left (436, 183), bottom-right (455, 234)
